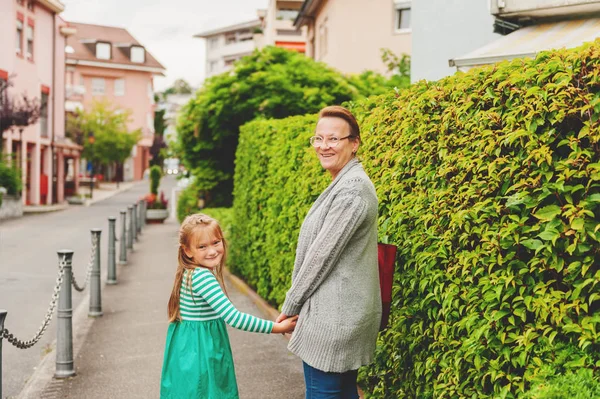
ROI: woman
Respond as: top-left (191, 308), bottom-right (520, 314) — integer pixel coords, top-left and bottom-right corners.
top-left (277, 105), bottom-right (381, 398)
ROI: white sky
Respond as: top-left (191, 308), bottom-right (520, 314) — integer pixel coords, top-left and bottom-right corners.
top-left (61, 0), bottom-right (269, 91)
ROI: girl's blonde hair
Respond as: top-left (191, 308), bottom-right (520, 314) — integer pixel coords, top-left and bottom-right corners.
top-left (167, 213), bottom-right (228, 322)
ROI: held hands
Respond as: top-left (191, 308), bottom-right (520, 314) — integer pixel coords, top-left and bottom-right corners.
top-left (272, 315), bottom-right (298, 334)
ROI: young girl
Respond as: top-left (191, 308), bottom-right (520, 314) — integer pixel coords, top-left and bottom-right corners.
top-left (160, 213), bottom-right (297, 398)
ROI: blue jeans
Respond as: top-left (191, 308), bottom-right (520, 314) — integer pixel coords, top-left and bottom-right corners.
top-left (303, 362), bottom-right (359, 399)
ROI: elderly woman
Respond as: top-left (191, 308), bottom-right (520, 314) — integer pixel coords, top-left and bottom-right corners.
top-left (277, 105), bottom-right (381, 398)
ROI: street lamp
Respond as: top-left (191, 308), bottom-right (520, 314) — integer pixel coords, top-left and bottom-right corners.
top-left (88, 131), bottom-right (95, 200)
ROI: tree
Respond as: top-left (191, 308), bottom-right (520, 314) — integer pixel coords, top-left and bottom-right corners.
top-left (0, 77), bottom-right (43, 136)
top-left (163, 78), bottom-right (193, 96)
top-left (66, 99), bottom-right (140, 180)
top-left (176, 46), bottom-right (359, 206)
top-left (150, 108), bottom-right (168, 167)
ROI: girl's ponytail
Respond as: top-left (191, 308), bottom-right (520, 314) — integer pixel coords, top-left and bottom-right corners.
top-left (167, 247), bottom-right (188, 322)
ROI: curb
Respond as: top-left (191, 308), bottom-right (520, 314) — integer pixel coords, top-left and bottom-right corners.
top-left (23, 202), bottom-right (69, 214)
top-left (16, 293), bottom-right (94, 399)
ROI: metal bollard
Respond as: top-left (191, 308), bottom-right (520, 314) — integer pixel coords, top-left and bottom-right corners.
top-left (1, 309), bottom-right (6, 397)
top-left (127, 206), bottom-right (134, 250)
top-left (133, 203), bottom-right (138, 242)
top-left (137, 200), bottom-right (143, 236)
top-left (107, 217), bottom-right (117, 285)
top-left (89, 229), bottom-right (103, 317)
top-left (55, 250), bottom-right (76, 378)
top-left (119, 210), bottom-right (127, 265)
top-left (141, 199), bottom-right (146, 227)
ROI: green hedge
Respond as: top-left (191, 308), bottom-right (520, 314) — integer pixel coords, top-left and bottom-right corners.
top-left (231, 40), bottom-right (600, 398)
top-left (231, 114), bottom-right (325, 303)
top-left (0, 161), bottom-right (21, 195)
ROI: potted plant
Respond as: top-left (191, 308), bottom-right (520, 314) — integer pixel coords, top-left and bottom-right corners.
top-left (144, 165), bottom-right (169, 223)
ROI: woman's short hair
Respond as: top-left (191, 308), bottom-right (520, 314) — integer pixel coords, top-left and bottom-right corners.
top-left (318, 106), bottom-right (361, 141)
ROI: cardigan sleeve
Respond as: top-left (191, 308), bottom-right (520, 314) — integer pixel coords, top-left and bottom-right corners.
top-left (192, 269), bottom-right (274, 333)
top-left (281, 189), bottom-right (368, 316)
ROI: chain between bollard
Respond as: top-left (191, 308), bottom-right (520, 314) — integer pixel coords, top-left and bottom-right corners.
top-left (71, 234), bottom-right (98, 292)
top-left (1, 258), bottom-right (67, 349)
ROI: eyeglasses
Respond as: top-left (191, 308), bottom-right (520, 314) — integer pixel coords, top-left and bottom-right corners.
top-left (309, 135), bottom-right (352, 148)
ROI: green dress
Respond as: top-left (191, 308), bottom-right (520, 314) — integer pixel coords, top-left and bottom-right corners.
top-left (160, 268), bottom-right (274, 399)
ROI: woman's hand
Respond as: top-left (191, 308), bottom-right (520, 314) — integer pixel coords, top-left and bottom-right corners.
top-left (276, 313), bottom-right (289, 323)
top-left (272, 315), bottom-right (298, 334)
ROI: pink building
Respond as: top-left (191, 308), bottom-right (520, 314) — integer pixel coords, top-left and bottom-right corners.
top-left (64, 22), bottom-right (166, 181)
top-left (0, 0), bottom-right (80, 205)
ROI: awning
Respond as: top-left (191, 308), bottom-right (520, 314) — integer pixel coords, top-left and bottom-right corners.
top-left (450, 17), bottom-right (600, 70)
top-left (275, 41), bottom-right (306, 52)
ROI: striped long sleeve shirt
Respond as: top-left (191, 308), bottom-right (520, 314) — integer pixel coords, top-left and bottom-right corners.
top-left (179, 267), bottom-right (274, 334)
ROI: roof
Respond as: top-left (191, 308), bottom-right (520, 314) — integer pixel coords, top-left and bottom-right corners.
top-left (193, 19), bottom-right (261, 38)
top-left (38, 0), bottom-right (65, 13)
top-left (450, 17), bottom-right (600, 69)
top-left (65, 22), bottom-right (166, 73)
top-left (295, 0), bottom-right (324, 28)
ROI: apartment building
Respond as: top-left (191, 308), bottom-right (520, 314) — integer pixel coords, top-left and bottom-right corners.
top-left (0, 0), bottom-right (80, 206)
top-left (256, 0), bottom-right (306, 52)
top-left (194, 20), bottom-right (260, 79)
top-left (295, 0), bottom-right (411, 74)
top-left (65, 22), bottom-right (166, 181)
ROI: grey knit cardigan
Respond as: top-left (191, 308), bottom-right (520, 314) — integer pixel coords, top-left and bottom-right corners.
top-left (281, 158), bottom-right (381, 373)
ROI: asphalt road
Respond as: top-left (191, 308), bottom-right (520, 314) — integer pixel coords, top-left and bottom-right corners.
top-left (0, 175), bottom-right (177, 398)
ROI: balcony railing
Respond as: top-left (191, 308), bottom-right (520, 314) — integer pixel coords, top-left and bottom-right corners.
top-left (66, 85), bottom-right (86, 98)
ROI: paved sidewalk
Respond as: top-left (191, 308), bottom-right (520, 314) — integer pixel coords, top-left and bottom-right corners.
top-left (24, 217), bottom-right (304, 399)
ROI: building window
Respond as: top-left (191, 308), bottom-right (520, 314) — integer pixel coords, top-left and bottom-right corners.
top-left (26, 24), bottom-right (34, 60)
top-left (237, 29), bottom-right (253, 42)
top-left (114, 78), bottom-right (125, 96)
top-left (225, 32), bottom-right (236, 45)
top-left (16, 0), bottom-right (24, 5)
top-left (209, 60), bottom-right (218, 73)
top-left (91, 78), bottom-right (105, 95)
top-left (147, 82), bottom-right (153, 100)
top-left (209, 37), bottom-right (219, 49)
top-left (26, 0), bottom-right (34, 11)
top-left (96, 42), bottom-right (111, 60)
top-left (224, 58), bottom-right (237, 67)
top-left (147, 113), bottom-right (154, 132)
top-left (131, 46), bottom-right (145, 63)
top-left (318, 19), bottom-right (328, 59)
top-left (16, 19), bottom-right (23, 55)
top-left (276, 9), bottom-right (299, 21)
top-left (394, 1), bottom-right (411, 32)
top-left (40, 90), bottom-right (49, 137)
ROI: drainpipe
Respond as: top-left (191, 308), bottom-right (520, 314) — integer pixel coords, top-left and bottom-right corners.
top-left (51, 13), bottom-right (56, 204)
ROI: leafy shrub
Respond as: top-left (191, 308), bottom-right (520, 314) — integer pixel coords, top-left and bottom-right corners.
top-left (232, 40), bottom-right (600, 397)
top-left (200, 207), bottom-right (233, 239)
top-left (0, 161), bottom-right (21, 195)
top-left (149, 165), bottom-right (162, 195)
top-left (524, 368), bottom-right (600, 399)
top-left (176, 179), bottom-right (201, 223)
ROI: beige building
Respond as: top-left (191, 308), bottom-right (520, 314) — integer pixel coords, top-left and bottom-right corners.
top-left (256, 0), bottom-right (306, 52)
top-left (295, 0), bottom-right (412, 74)
top-left (194, 20), bottom-right (261, 79)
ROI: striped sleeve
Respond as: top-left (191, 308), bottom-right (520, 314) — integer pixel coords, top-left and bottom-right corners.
top-left (192, 269), bottom-right (274, 334)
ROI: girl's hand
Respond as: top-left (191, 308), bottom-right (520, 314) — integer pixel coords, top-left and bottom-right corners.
top-left (272, 315), bottom-right (298, 334)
